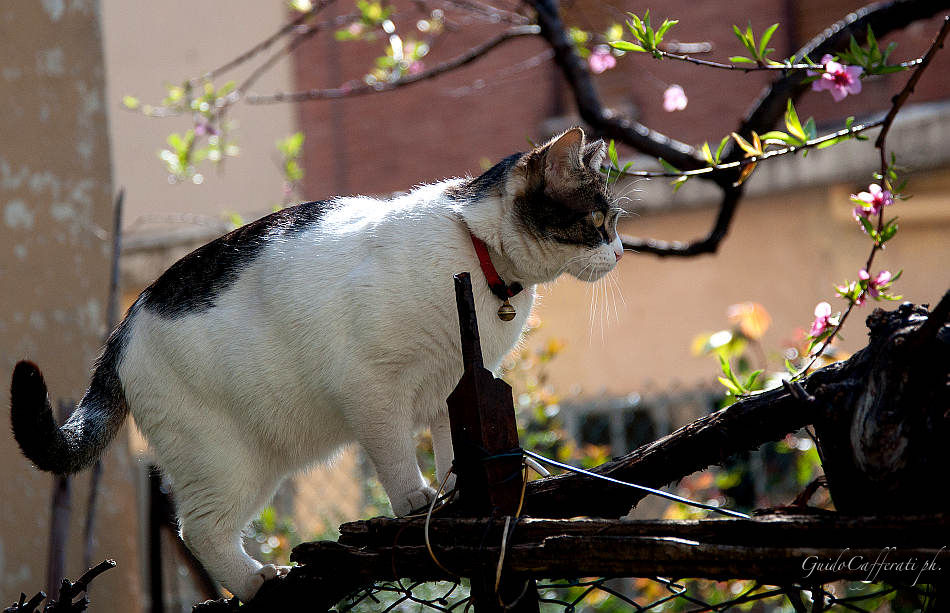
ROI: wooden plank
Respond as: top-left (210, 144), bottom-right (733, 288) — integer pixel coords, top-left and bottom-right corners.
top-left (337, 513), bottom-right (950, 549)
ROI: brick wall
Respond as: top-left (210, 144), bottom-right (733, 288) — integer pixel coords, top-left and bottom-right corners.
top-left (290, 0), bottom-right (950, 198)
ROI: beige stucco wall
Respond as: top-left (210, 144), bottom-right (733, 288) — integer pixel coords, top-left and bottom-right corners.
top-left (100, 0), bottom-right (298, 236)
top-left (527, 169), bottom-right (950, 406)
top-left (0, 1), bottom-right (141, 609)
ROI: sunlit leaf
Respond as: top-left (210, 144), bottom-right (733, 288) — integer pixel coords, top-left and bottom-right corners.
top-left (609, 40), bottom-right (645, 52)
top-left (758, 23), bottom-right (779, 58)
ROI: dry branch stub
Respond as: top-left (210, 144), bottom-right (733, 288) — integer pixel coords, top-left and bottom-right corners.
top-left (814, 296), bottom-right (950, 514)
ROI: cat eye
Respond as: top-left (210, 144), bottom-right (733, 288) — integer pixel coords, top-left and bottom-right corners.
top-left (591, 210), bottom-right (605, 227)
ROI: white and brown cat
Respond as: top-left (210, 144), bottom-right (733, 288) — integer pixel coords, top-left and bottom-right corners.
top-left (10, 127), bottom-right (624, 601)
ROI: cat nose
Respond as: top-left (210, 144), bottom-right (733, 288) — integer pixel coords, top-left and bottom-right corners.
top-left (614, 249), bottom-right (623, 261)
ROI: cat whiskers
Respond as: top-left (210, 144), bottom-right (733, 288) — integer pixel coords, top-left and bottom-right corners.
top-left (549, 252), bottom-right (590, 280)
top-left (605, 268), bottom-right (626, 325)
top-left (609, 178), bottom-right (645, 209)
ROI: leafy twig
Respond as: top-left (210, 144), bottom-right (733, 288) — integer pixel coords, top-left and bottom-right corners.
top-left (801, 15), bottom-right (950, 375)
top-left (607, 117), bottom-right (883, 179)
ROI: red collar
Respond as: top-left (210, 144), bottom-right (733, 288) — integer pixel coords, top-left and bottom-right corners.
top-left (469, 233), bottom-right (523, 301)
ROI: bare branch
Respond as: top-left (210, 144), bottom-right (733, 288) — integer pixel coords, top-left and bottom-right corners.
top-left (234, 12), bottom-right (362, 99)
top-left (187, 0), bottom-right (338, 86)
top-left (247, 25), bottom-right (541, 104)
top-left (437, 0), bottom-right (531, 24)
top-left (875, 15), bottom-right (950, 151)
top-left (620, 187), bottom-right (742, 257)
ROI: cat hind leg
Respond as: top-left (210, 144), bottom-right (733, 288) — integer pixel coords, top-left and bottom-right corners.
top-left (173, 468), bottom-right (285, 602)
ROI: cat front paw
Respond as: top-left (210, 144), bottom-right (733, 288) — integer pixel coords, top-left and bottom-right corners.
top-left (392, 485), bottom-right (438, 516)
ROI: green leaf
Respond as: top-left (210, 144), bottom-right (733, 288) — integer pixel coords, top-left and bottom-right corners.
top-left (718, 376), bottom-right (744, 396)
top-left (167, 132), bottom-right (185, 151)
top-left (122, 95), bottom-right (140, 110)
top-left (759, 130), bottom-right (793, 144)
top-left (785, 99), bottom-right (806, 142)
top-left (882, 41), bottom-right (897, 64)
top-left (671, 175), bottom-right (689, 192)
top-left (657, 157), bottom-right (680, 173)
top-left (849, 36), bottom-right (863, 62)
top-left (880, 222), bottom-right (898, 243)
top-left (715, 135), bottom-right (730, 163)
top-left (744, 369), bottom-right (763, 390)
top-left (718, 354), bottom-right (739, 385)
top-left (729, 55), bottom-right (756, 64)
top-left (656, 19), bottom-right (678, 41)
top-left (609, 40), bottom-right (645, 52)
top-left (876, 64), bottom-right (906, 74)
top-left (803, 117), bottom-right (817, 140)
top-left (816, 137), bottom-right (843, 149)
top-left (608, 139), bottom-right (619, 168)
top-left (758, 23), bottom-right (779, 58)
top-left (701, 141), bottom-right (714, 165)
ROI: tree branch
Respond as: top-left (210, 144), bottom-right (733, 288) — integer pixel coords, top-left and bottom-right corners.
top-left (247, 25), bottom-right (541, 104)
top-left (875, 15), bottom-right (950, 151)
top-left (738, 0), bottom-right (950, 141)
top-left (187, 0), bottom-right (338, 86)
top-left (615, 0), bottom-right (950, 257)
top-left (526, 0), bottom-right (705, 174)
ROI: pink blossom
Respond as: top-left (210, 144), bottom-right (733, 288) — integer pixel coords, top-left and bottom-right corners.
top-left (194, 118), bottom-right (218, 137)
top-left (851, 183), bottom-right (894, 222)
top-left (809, 302), bottom-right (832, 337)
top-left (809, 54), bottom-right (863, 102)
top-left (662, 84), bottom-right (687, 112)
top-left (408, 61), bottom-right (424, 75)
top-left (588, 46), bottom-right (616, 74)
top-left (859, 269), bottom-right (892, 298)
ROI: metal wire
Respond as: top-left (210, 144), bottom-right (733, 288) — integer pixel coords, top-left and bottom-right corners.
top-left (521, 449), bottom-right (752, 519)
top-left (329, 577), bottom-right (933, 612)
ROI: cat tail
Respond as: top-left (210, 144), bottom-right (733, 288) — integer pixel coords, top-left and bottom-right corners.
top-left (10, 326), bottom-right (129, 475)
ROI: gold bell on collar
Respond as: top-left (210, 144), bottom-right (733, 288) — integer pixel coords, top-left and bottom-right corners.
top-left (497, 299), bottom-right (516, 321)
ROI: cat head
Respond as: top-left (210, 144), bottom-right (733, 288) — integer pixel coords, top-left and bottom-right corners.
top-left (455, 127), bottom-right (625, 286)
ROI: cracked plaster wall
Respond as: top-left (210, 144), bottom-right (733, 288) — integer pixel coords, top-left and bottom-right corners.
top-left (0, 1), bottom-right (142, 609)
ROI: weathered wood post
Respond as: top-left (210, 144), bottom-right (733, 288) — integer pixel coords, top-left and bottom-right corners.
top-left (447, 273), bottom-right (539, 612)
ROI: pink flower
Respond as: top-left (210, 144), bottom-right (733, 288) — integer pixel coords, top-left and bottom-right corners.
top-left (588, 46), bottom-right (616, 74)
top-left (408, 61), bottom-right (424, 75)
top-left (859, 269), bottom-right (892, 298)
top-left (194, 118), bottom-right (218, 137)
top-left (851, 183), bottom-right (894, 223)
top-left (662, 84), bottom-right (687, 112)
top-left (809, 302), bottom-right (832, 337)
top-left (809, 54), bottom-right (863, 102)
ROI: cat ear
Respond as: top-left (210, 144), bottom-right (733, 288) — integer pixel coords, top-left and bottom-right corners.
top-left (582, 139), bottom-right (607, 171)
top-left (543, 127), bottom-right (585, 185)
